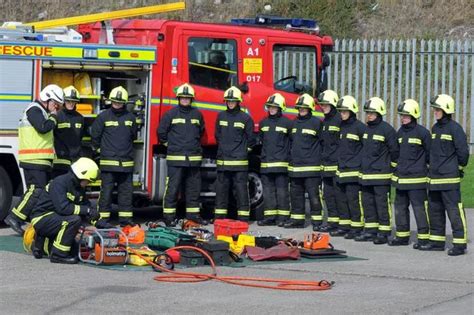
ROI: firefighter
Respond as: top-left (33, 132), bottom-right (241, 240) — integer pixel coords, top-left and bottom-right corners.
top-left (30, 157), bottom-right (100, 264)
top-left (158, 83), bottom-right (206, 226)
top-left (91, 86), bottom-right (137, 228)
top-left (285, 94), bottom-right (322, 229)
top-left (4, 84), bottom-right (64, 236)
top-left (318, 90), bottom-right (341, 232)
top-left (389, 99), bottom-right (430, 248)
top-left (356, 97), bottom-right (399, 244)
top-left (214, 86), bottom-right (256, 221)
top-left (420, 94), bottom-right (469, 256)
top-left (332, 96), bottom-right (365, 238)
top-left (52, 86), bottom-right (85, 178)
top-left (257, 93), bottom-right (292, 226)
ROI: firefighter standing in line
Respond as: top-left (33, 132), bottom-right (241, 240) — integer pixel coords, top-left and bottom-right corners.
top-left (332, 96), bottom-right (365, 238)
top-left (52, 86), bottom-right (85, 178)
top-left (285, 94), bottom-right (323, 229)
top-left (4, 84), bottom-right (64, 236)
top-left (158, 83), bottom-right (206, 226)
top-left (318, 90), bottom-right (341, 232)
top-left (214, 86), bottom-right (256, 222)
top-left (389, 99), bottom-right (431, 248)
top-left (257, 93), bottom-right (292, 226)
top-left (30, 157), bottom-right (100, 264)
top-left (356, 97), bottom-right (399, 245)
top-left (420, 94), bottom-right (469, 256)
top-left (91, 86), bottom-right (137, 228)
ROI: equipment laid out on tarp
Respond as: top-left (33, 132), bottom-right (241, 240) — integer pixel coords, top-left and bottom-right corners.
top-left (78, 228), bottom-right (128, 265)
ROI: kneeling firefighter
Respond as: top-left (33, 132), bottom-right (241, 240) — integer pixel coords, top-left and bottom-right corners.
top-left (30, 158), bottom-right (100, 264)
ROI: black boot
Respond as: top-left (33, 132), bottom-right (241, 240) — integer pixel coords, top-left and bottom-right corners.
top-left (419, 242), bottom-right (445, 251)
top-left (344, 230), bottom-right (359, 240)
top-left (119, 219), bottom-right (136, 227)
top-left (164, 218), bottom-right (178, 227)
top-left (32, 236), bottom-right (46, 259)
top-left (330, 229), bottom-right (349, 237)
top-left (50, 254), bottom-right (79, 264)
top-left (413, 240), bottom-right (428, 250)
top-left (312, 223), bottom-right (323, 232)
top-left (95, 220), bottom-right (115, 229)
top-left (4, 214), bottom-right (25, 236)
top-left (373, 234), bottom-right (388, 245)
top-left (258, 218), bottom-right (276, 226)
top-left (319, 225), bottom-right (337, 233)
top-left (447, 246), bottom-right (466, 256)
top-left (354, 232), bottom-right (375, 242)
top-left (388, 237), bottom-right (409, 246)
top-left (283, 220), bottom-right (305, 229)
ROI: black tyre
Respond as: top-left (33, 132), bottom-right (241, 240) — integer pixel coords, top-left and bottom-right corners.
top-left (0, 166), bottom-right (13, 221)
top-left (248, 171), bottom-right (264, 221)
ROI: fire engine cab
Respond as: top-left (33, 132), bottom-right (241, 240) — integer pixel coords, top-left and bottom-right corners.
top-left (0, 12), bottom-right (333, 221)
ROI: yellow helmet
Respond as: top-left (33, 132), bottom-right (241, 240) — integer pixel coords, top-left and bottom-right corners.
top-left (23, 224), bottom-right (35, 253)
top-left (109, 86), bottom-right (128, 103)
top-left (398, 99), bottom-right (420, 119)
top-left (223, 86), bottom-right (243, 102)
top-left (295, 93), bottom-right (315, 111)
top-left (318, 89), bottom-right (339, 107)
top-left (363, 97), bottom-right (386, 116)
top-left (71, 157), bottom-right (99, 182)
top-left (176, 83), bottom-right (195, 98)
top-left (337, 95), bottom-right (358, 114)
top-left (430, 94), bottom-right (455, 114)
top-left (63, 86), bottom-right (80, 102)
top-left (265, 93), bottom-right (286, 111)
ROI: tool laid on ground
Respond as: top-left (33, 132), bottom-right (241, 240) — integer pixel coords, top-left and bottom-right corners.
top-left (78, 228), bottom-right (128, 265)
top-left (303, 233), bottom-right (331, 250)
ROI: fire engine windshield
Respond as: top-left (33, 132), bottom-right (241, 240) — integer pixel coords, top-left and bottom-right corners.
top-left (273, 45), bottom-right (317, 95)
top-left (188, 37), bottom-right (238, 91)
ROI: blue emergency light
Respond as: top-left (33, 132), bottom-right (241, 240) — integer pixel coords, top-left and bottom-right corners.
top-left (231, 15), bottom-right (318, 30)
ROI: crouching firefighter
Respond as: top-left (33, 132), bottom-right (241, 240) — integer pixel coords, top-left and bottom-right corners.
top-left (389, 99), bottom-right (431, 248)
top-left (30, 158), bottom-right (100, 264)
top-left (257, 93), bottom-right (292, 227)
top-left (91, 86), bottom-right (137, 228)
top-left (318, 90), bottom-right (341, 232)
top-left (4, 85), bottom-right (64, 235)
top-left (421, 94), bottom-right (470, 256)
top-left (333, 96), bottom-right (365, 238)
top-left (286, 94), bottom-right (323, 229)
top-left (158, 83), bottom-right (206, 226)
top-left (357, 97), bottom-right (398, 245)
top-left (214, 86), bottom-right (256, 221)
top-left (52, 86), bottom-right (85, 178)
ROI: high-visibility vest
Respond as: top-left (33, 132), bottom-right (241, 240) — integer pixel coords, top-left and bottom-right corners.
top-left (18, 102), bottom-right (55, 162)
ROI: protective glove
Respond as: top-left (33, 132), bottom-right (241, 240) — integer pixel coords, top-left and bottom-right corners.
top-left (88, 207), bottom-right (100, 221)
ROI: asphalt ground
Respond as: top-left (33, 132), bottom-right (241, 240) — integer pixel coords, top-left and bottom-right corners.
top-left (0, 206), bottom-right (472, 314)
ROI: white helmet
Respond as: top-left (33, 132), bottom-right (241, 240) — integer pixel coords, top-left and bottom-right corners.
top-left (39, 84), bottom-right (64, 104)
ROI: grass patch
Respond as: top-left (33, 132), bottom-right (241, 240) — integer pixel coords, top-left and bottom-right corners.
top-left (461, 155), bottom-right (474, 208)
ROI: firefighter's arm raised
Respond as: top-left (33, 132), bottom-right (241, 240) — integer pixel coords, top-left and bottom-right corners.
top-left (50, 181), bottom-right (89, 216)
top-left (26, 106), bottom-right (57, 134)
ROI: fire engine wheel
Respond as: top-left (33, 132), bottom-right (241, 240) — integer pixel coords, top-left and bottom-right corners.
top-left (0, 166), bottom-right (13, 221)
top-left (248, 172), bottom-right (264, 221)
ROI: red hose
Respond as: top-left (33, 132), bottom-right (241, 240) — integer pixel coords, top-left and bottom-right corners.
top-left (128, 245), bottom-right (333, 291)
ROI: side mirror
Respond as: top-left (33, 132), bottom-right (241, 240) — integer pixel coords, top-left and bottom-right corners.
top-left (238, 81), bottom-right (249, 94)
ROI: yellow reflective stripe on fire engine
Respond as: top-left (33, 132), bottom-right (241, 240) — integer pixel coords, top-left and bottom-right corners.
top-left (167, 155), bottom-right (186, 161)
top-left (191, 119), bottom-right (200, 125)
top-left (31, 211), bottom-right (54, 227)
top-left (186, 207), bottom-right (200, 213)
top-left (290, 214), bottom-right (305, 220)
top-left (124, 120), bottom-right (133, 126)
top-left (188, 61), bottom-right (237, 74)
top-left (396, 231), bottom-right (411, 238)
top-left (288, 166), bottom-right (321, 172)
top-left (238, 210), bottom-right (250, 217)
top-left (100, 160), bottom-right (120, 166)
top-left (122, 161), bottom-right (134, 167)
top-left (440, 134), bottom-right (453, 141)
top-left (219, 120), bottom-right (228, 126)
top-left (373, 134), bottom-right (385, 142)
top-left (302, 129), bottom-right (316, 136)
top-left (408, 138), bottom-right (422, 145)
top-left (275, 126), bottom-right (288, 133)
top-left (398, 177), bottom-right (427, 184)
top-left (54, 158), bottom-right (71, 165)
top-left (217, 160), bottom-right (248, 166)
top-left (53, 221), bottom-right (71, 252)
top-left (284, 107), bottom-right (324, 117)
top-left (119, 211), bottom-right (133, 217)
top-left (278, 210), bottom-right (290, 216)
top-left (57, 122), bottom-right (70, 129)
top-left (429, 235), bottom-right (446, 242)
top-left (328, 126), bottom-right (340, 132)
top-left (261, 126), bottom-right (269, 132)
top-left (189, 156), bottom-right (203, 161)
top-left (429, 177), bottom-right (461, 184)
top-left (346, 133), bottom-right (360, 141)
top-left (234, 122), bottom-right (245, 129)
top-left (105, 121), bottom-right (119, 126)
top-left (337, 171), bottom-right (360, 178)
top-left (214, 209), bottom-right (228, 215)
top-left (161, 98), bottom-right (249, 113)
top-left (323, 165), bottom-right (338, 172)
top-left (264, 210), bottom-right (278, 216)
top-left (75, 123), bottom-right (82, 128)
top-left (0, 93), bottom-right (32, 102)
top-left (261, 162), bottom-right (288, 168)
top-left (172, 118), bottom-right (185, 124)
top-left (73, 205), bottom-right (81, 215)
top-left (361, 173), bottom-right (392, 180)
